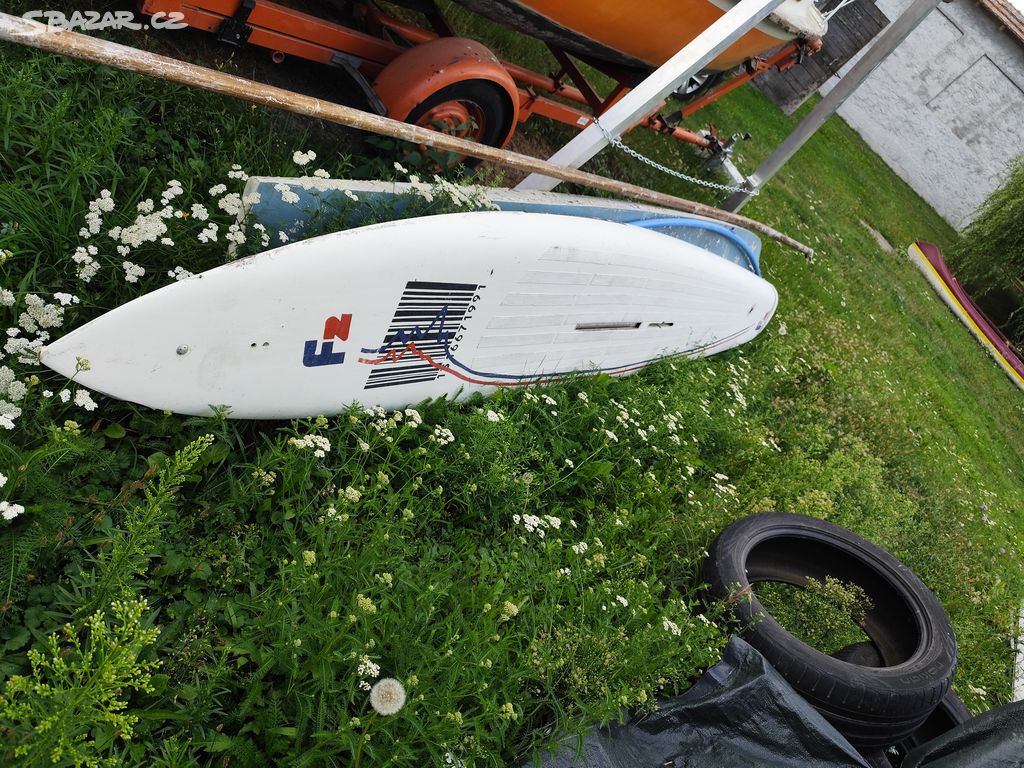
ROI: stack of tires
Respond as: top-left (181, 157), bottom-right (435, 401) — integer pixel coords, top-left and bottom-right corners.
top-left (701, 513), bottom-right (968, 761)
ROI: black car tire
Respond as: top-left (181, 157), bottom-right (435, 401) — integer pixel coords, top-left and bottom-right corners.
top-left (903, 691), bottom-right (972, 748)
top-left (701, 512), bottom-right (957, 749)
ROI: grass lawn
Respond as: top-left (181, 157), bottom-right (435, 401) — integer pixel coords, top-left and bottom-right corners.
top-left (1, 10), bottom-right (1023, 767)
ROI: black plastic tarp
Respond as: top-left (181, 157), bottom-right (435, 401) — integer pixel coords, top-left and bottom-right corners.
top-left (528, 636), bottom-right (870, 768)
top-left (902, 699), bottom-right (1024, 767)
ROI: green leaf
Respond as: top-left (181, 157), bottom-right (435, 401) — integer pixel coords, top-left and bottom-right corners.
top-left (148, 674), bottom-right (170, 696)
top-left (225, 600), bottom-right (245, 628)
top-left (3, 625), bottom-right (30, 651)
top-left (103, 422), bottom-right (126, 439)
top-left (205, 733), bottom-right (235, 752)
top-left (146, 451), bottom-right (168, 473)
top-left (200, 442), bottom-right (231, 466)
top-left (582, 460), bottom-right (615, 480)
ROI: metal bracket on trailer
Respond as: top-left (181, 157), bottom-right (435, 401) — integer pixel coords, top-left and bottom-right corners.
top-left (330, 52), bottom-right (389, 116)
top-left (217, 0), bottom-right (256, 46)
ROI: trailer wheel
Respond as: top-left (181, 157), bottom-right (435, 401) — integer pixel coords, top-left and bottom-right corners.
top-left (700, 512), bottom-right (957, 749)
top-left (372, 37), bottom-right (519, 167)
top-left (405, 79), bottom-right (514, 161)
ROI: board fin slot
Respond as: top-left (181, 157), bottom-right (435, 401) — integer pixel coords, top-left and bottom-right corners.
top-left (648, 322), bottom-right (675, 328)
top-left (575, 322), bottom-right (642, 331)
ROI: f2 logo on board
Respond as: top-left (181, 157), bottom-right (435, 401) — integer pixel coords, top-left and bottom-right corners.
top-left (303, 314), bottom-right (352, 367)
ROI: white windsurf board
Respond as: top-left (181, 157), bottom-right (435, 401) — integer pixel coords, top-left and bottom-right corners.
top-left (42, 212), bottom-right (777, 418)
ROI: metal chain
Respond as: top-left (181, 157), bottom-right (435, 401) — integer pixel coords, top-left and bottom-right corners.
top-left (592, 117), bottom-right (757, 195)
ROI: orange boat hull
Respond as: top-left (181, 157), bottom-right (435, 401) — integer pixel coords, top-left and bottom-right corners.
top-left (454, 0), bottom-right (825, 72)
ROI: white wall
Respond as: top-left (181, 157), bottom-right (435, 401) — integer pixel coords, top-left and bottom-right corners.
top-left (820, 0), bottom-right (1024, 228)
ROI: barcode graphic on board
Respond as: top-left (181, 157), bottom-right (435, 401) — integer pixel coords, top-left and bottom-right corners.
top-left (363, 281), bottom-right (481, 390)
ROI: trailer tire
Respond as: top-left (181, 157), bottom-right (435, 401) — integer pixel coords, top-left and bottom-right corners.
top-left (700, 512), bottom-right (957, 749)
top-left (405, 79), bottom-right (515, 164)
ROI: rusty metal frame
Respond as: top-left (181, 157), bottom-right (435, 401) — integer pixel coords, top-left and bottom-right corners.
top-left (138, 0), bottom-right (811, 153)
top-left (678, 40), bottom-right (816, 119)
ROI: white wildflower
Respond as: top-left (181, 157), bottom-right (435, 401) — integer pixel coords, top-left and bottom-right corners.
top-left (71, 245), bottom-right (100, 282)
top-left (160, 179), bottom-right (184, 206)
top-left (88, 189), bottom-right (114, 214)
top-left (0, 500), bottom-right (25, 521)
top-left (167, 266), bottom-right (195, 281)
top-left (122, 261), bottom-right (145, 283)
top-left (431, 425), bottom-right (455, 445)
top-left (225, 223), bottom-right (247, 246)
top-left (217, 193), bottom-right (243, 217)
top-left (198, 223), bottom-right (219, 243)
top-left (288, 434), bottom-right (331, 458)
top-left (7, 380), bottom-right (27, 402)
top-left (292, 150), bottom-right (316, 167)
top-left (5, 336), bottom-right (43, 364)
top-left (0, 398), bottom-right (21, 429)
top-left (19, 294), bottom-right (65, 331)
top-left (52, 292), bottom-right (79, 306)
top-left (73, 389), bottom-right (98, 411)
top-left (356, 654), bottom-right (380, 678)
top-left (273, 183), bottom-right (300, 205)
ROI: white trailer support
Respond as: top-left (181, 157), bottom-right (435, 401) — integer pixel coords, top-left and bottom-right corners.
top-left (515, 0), bottom-right (789, 191)
top-left (721, 0), bottom-right (946, 212)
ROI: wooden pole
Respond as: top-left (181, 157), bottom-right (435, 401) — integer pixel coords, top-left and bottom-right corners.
top-left (0, 13), bottom-right (813, 260)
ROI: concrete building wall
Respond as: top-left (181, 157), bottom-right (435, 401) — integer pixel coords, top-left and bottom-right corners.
top-left (819, 0), bottom-right (1024, 228)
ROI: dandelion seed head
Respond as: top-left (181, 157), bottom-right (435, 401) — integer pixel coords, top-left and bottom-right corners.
top-left (369, 678), bottom-right (406, 715)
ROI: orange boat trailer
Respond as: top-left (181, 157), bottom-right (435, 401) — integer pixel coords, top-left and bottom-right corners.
top-left (139, 0), bottom-right (820, 156)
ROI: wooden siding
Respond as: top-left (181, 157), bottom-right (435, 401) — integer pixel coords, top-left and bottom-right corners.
top-left (752, 0), bottom-right (889, 114)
